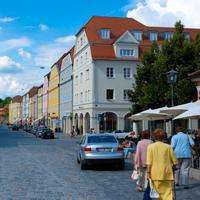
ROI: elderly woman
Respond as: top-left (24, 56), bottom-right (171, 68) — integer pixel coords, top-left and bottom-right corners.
top-left (147, 128), bottom-right (177, 200)
top-left (135, 130), bottom-right (153, 192)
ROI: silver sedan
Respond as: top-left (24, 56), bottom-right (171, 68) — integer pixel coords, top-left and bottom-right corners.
top-left (77, 134), bottom-right (125, 170)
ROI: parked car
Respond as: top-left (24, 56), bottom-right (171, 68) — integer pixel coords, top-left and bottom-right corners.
top-left (39, 128), bottom-right (54, 139)
top-left (26, 125), bottom-right (33, 133)
top-left (77, 134), bottom-right (124, 170)
top-left (110, 130), bottom-right (130, 139)
top-left (31, 126), bottom-right (39, 135)
top-left (12, 124), bottom-right (19, 131)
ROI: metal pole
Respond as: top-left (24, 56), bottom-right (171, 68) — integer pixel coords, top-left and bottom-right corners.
top-left (171, 84), bottom-right (174, 107)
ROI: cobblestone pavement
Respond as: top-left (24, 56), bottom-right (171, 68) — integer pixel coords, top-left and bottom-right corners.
top-left (0, 125), bottom-right (199, 200)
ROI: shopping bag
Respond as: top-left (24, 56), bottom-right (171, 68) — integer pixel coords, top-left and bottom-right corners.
top-left (149, 179), bottom-right (159, 199)
top-left (143, 179), bottom-right (152, 200)
top-left (131, 170), bottom-right (139, 181)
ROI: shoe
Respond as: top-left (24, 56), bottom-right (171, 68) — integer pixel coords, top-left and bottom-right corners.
top-left (175, 183), bottom-right (180, 187)
top-left (137, 186), bottom-right (143, 192)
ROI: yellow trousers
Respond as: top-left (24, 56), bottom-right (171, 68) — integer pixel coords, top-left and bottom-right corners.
top-left (152, 180), bottom-right (173, 200)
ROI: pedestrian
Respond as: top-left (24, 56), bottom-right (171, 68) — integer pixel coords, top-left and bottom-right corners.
top-left (194, 129), bottom-right (200, 168)
top-left (123, 138), bottom-right (136, 159)
top-left (134, 130), bottom-right (153, 192)
top-left (171, 126), bottom-right (195, 189)
top-left (147, 128), bottom-right (177, 200)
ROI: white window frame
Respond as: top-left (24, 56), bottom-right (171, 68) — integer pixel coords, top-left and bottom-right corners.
top-left (120, 49), bottom-right (135, 57)
top-left (106, 89), bottom-right (114, 100)
top-left (99, 29), bottom-right (110, 39)
top-left (133, 31), bottom-right (142, 41)
top-left (123, 89), bottom-right (129, 101)
top-left (106, 67), bottom-right (115, 78)
top-left (149, 31), bottom-right (158, 41)
top-left (123, 68), bottom-right (131, 79)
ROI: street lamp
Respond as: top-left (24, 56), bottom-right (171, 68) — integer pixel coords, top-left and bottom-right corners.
top-left (166, 69), bottom-right (178, 107)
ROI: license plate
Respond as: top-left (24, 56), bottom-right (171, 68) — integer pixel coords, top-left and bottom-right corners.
top-left (97, 148), bottom-right (112, 152)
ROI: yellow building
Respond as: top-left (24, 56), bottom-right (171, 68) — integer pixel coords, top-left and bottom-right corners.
top-left (9, 96), bottom-right (22, 124)
top-left (48, 59), bottom-right (61, 130)
top-left (37, 84), bottom-right (43, 124)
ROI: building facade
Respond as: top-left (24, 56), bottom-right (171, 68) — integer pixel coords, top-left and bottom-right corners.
top-left (73, 16), bottom-right (200, 134)
top-left (37, 84), bottom-right (43, 125)
top-left (43, 73), bottom-right (50, 126)
top-left (59, 47), bottom-right (74, 134)
top-left (9, 96), bottom-right (22, 124)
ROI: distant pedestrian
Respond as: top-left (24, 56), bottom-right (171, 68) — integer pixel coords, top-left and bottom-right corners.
top-left (134, 130), bottom-right (153, 192)
top-left (147, 128), bottom-right (177, 200)
top-left (171, 126), bottom-right (195, 189)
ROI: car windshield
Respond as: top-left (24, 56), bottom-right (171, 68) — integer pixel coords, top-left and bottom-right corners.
top-left (43, 128), bottom-right (52, 132)
top-left (88, 135), bottom-right (117, 143)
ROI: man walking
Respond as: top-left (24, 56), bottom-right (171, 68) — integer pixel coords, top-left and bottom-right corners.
top-left (171, 127), bottom-right (195, 189)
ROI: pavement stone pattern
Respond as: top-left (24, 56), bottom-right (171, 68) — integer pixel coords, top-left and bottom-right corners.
top-left (0, 125), bottom-right (199, 200)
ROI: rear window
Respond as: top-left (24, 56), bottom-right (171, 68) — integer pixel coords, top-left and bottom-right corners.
top-left (88, 136), bottom-right (117, 143)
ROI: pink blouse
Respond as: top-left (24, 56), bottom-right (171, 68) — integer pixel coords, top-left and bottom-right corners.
top-left (135, 139), bottom-right (153, 167)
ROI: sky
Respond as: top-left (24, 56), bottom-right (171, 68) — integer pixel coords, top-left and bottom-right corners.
top-left (0, 0), bottom-right (200, 98)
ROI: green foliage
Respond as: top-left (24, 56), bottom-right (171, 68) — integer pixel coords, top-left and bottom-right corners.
top-left (0, 97), bottom-right (11, 108)
top-left (129, 21), bottom-right (199, 113)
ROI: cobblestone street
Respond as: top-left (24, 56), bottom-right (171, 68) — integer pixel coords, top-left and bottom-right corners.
top-left (0, 125), bottom-right (199, 200)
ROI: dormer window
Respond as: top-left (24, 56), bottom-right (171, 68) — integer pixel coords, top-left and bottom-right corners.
top-left (133, 30), bottom-right (142, 41)
top-left (164, 32), bottom-right (173, 40)
top-left (99, 28), bottom-right (110, 39)
top-left (120, 49), bottom-right (135, 57)
top-left (184, 32), bottom-right (190, 40)
top-left (149, 31), bottom-right (158, 41)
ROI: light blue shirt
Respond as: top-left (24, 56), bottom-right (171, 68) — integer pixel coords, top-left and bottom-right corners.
top-left (171, 132), bottom-right (194, 158)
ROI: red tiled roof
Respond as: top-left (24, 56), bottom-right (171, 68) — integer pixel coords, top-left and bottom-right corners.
top-left (69, 46), bottom-right (75, 64)
top-left (12, 95), bottom-right (22, 103)
top-left (78, 16), bottom-right (200, 60)
top-left (28, 87), bottom-right (38, 97)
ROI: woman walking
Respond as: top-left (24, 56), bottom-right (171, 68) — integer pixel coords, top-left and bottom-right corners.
top-left (147, 128), bottom-right (177, 200)
top-left (135, 130), bottom-right (153, 191)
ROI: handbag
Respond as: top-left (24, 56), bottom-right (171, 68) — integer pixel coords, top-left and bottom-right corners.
top-left (131, 170), bottom-right (139, 181)
top-left (149, 179), bottom-right (159, 199)
top-left (143, 179), bottom-right (152, 200)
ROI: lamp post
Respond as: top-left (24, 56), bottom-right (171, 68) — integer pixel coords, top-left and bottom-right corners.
top-left (166, 69), bottom-right (178, 107)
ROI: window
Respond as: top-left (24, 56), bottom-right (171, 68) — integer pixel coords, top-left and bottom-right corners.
top-left (123, 90), bottom-right (129, 101)
top-left (106, 67), bottom-right (114, 78)
top-left (106, 89), bottom-right (114, 100)
top-left (184, 32), bottom-right (190, 40)
top-left (120, 49), bottom-right (135, 57)
top-left (99, 29), bottom-right (110, 39)
top-left (76, 59), bottom-right (78, 66)
top-left (80, 73), bottom-right (83, 83)
top-left (123, 68), bottom-right (131, 78)
top-left (80, 37), bottom-right (83, 46)
top-left (149, 32), bottom-right (158, 41)
top-left (164, 32), bottom-right (173, 40)
top-left (75, 75), bottom-right (78, 85)
top-left (133, 30), bottom-right (142, 41)
top-left (86, 69), bottom-right (89, 80)
top-left (80, 92), bottom-right (83, 103)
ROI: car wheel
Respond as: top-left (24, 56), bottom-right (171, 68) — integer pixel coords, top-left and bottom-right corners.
top-left (80, 159), bottom-right (87, 170)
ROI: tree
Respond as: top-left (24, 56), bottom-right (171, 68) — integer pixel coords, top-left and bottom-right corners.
top-left (128, 21), bottom-right (198, 113)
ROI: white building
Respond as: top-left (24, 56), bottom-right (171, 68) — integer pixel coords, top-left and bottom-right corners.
top-left (73, 16), bottom-right (143, 133)
top-left (59, 47), bottom-right (74, 134)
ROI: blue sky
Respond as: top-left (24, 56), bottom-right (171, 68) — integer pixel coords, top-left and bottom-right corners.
top-left (0, 0), bottom-right (199, 98)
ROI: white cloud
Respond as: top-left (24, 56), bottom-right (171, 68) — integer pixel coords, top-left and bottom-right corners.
top-left (0, 56), bottom-right (21, 73)
top-left (18, 48), bottom-right (32, 59)
top-left (126, 0), bottom-right (200, 27)
top-left (0, 37), bottom-right (32, 52)
top-left (34, 45), bottom-right (67, 67)
top-left (55, 35), bottom-right (76, 44)
top-left (0, 17), bottom-right (16, 23)
top-left (0, 75), bottom-right (24, 98)
top-left (34, 34), bottom-right (75, 67)
top-left (39, 24), bottom-right (49, 31)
